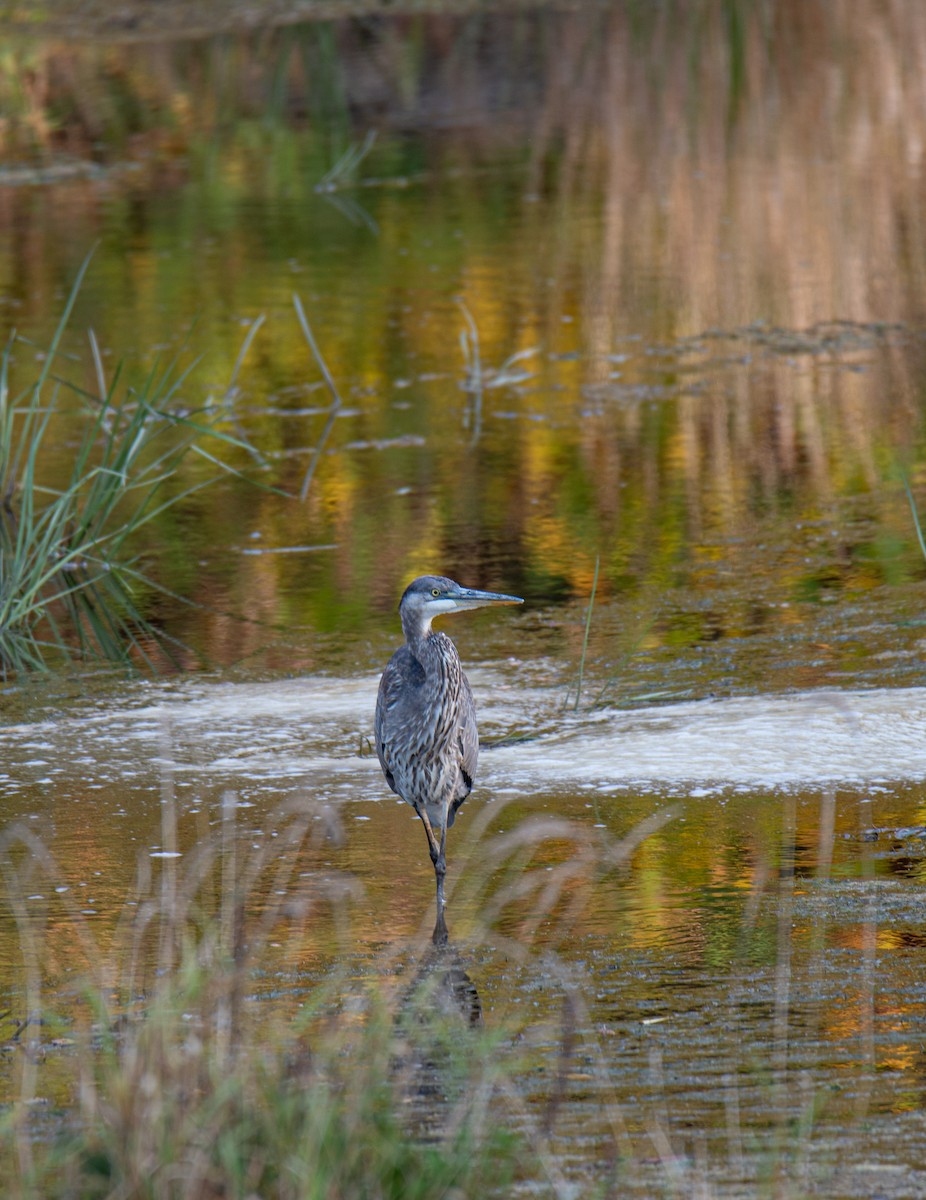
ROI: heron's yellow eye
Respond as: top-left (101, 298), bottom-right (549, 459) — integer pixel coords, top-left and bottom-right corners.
top-left (431, 588), bottom-right (441, 597)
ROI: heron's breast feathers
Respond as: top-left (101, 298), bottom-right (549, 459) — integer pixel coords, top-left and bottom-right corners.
top-left (374, 636), bottom-right (477, 813)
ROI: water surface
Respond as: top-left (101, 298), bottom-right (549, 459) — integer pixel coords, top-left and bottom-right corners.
top-left (2, 3), bottom-right (926, 1194)
top-left (3, 666), bottom-right (926, 1193)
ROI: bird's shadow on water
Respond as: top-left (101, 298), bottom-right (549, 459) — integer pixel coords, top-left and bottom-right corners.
top-left (390, 939), bottom-right (484, 1132)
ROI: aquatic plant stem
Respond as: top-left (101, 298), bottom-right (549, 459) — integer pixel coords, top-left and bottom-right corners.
top-left (457, 299), bottom-right (483, 444)
top-left (294, 293), bottom-right (343, 502)
top-left (225, 313), bottom-right (266, 399)
top-left (901, 472), bottom-right (926, 562)
top-left (573, 556), bottom-right (599, 712)
top-left (315, 129), bottom-right (377, 191)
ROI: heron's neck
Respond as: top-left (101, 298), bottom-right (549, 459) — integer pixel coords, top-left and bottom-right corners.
top-left (402, 611), bottom-right (438, 660)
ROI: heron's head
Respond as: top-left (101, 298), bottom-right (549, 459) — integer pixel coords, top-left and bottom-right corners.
top-left (399, 575), bottom-right (523, 638)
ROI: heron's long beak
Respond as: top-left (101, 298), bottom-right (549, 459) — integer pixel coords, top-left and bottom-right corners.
top-left (448, 587), bottom-right (524, 610)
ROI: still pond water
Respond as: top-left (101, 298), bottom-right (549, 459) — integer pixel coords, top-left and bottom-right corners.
top-left (2, 3), bottom-right (926, 1194)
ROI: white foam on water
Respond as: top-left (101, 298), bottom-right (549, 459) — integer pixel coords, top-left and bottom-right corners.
top-left (486, 687), bottom-right (926, 789)
top-left (2, 676), bottom-right (925, 794)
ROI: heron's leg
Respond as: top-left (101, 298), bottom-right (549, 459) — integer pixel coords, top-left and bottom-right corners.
top-left (416, 805), bottom-right (442, 865)
top-left (435, 822), bottom-right (448, 903)
top-left (417, 807), bottom-right (450, 945)
top-left (432, 821), bottom-right (449, 945)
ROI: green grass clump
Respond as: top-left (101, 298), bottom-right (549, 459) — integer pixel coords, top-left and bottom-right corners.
top-left (0, 254), bottom-right (259, 677)
top-left (5, 965), bottom-right (516, 1200)
top-left (47, 980), bottom-right (515, 1200)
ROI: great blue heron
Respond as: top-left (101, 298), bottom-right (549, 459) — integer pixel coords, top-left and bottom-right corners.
top-left (374, 575), bottom-right (523, 943)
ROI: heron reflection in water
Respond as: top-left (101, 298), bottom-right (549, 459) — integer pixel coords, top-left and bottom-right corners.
top-left (374, 575), bottom-right (523, 944)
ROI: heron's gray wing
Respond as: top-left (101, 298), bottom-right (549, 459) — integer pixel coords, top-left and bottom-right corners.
top-left (448, 673), bottom-right (479, 826)
top-left (374, 646), bottom-right (423, 796)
